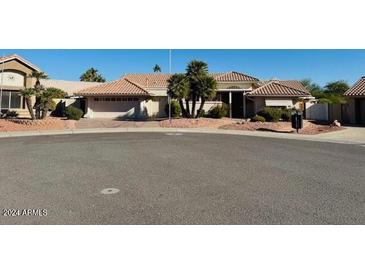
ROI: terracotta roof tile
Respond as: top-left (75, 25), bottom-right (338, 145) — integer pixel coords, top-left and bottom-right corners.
top-left (212, 71), bottom-right (259, 82)
top-left (258, 80), bottom-right (308, 93)
top-left (248, 81), bottom-right (310, 97)
top-left (124, 73), bottom-right (172, 88)
top-left (344, 76), bottom-right (365, 96)
top-left (74, 78), bottom-right (149, 96)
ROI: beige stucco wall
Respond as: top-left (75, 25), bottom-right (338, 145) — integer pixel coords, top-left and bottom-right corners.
top-left (144, 96), bottom-right (168, 117)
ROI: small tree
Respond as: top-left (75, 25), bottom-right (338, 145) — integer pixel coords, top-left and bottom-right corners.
top-left (186, 60), bottom-right (209, 117)
top-left (30, 71), bottom-right (48, 119)
top-left (20, 88), bottom-right (36, 120)
top-left (40, 87), bottom-right (67, 119)
top-left (167, 73), bottom-right (190, 117)
top-left (80, 68), bottom-right (106, 82)
top-left (153, 64), bottom-right (161, 73)
top-left (196, 75), bottom-right (217, 118)
top-left (324, 80), bottom-right (349, 94)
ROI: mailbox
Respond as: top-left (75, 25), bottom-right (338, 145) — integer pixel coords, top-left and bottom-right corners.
top-left (291, 112), bottom-right (303, 133)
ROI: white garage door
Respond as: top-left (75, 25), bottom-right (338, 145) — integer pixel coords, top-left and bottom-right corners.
top-left (91, 98), bottom-right (142, 118)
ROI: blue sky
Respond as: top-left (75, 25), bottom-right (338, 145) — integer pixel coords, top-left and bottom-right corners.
top-left (2, 49), bottom-right (365, 86)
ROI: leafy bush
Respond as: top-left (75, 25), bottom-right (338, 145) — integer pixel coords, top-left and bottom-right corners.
top-left (208, 103), bottom-right (228, 119)
top-left (48, 100), bottom-right (57, 111)
top-left (251, 114), bottom-right (266, 122)
top-left (258, 107), bottom-right (283, 122)
top-left (165, 100), bottom-right (181, 118)
top-left (4, 110), bottom-right (19, 118)
top-left (281, 108), bottom-right (293, 122)
top-left (65, 106), bottom-right (83, 120)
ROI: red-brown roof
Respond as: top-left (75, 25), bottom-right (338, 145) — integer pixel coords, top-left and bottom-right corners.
top-left (212, 71), bottom-right (259, 82)
top-left (0, 54), bottom-right (41, 72)
top-left (75, 78), bottom-right (149, 96)
top-left (344, 76), bottom-right (365, 96)
top-left (124, 73), bottom-right (172, 88)
top-left (248, 81), bottom-right (310, 97)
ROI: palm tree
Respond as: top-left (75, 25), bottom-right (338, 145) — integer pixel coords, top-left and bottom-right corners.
top-left (30, 71), bottom-right (48, 119)
top-left (20, 88), bottom-right (36, 120)
top-left (80, 68), bottom-right (106, 82)
top-left (40, 87), bottom-right (67, 119)
top-left (153, 64), bottom-right (161, 73)
top-left (195, 75), bottom-right (217, 118)
top-left (186, 60), bottom-right (209, 117)
top-left (167, 73), bottom-right (190, 117)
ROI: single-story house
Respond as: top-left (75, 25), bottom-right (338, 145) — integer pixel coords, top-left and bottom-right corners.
top-left (0, 54), bottom-right (100, 117)
top-left (343, 76), bottom-right (365, 125)
top-left (75, 72), bottom-right (312, 119)
top-left (1, 54), bottom-right (312, 119)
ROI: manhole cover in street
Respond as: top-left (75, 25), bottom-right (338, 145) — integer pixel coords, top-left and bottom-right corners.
top-left (101, 188), bottom-right (120, 195)
top-left (165, 133), bottom-right (183, 136)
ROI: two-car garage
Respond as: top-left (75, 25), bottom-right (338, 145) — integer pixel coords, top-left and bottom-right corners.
top-left (85, 96), bottom-right (144, 119)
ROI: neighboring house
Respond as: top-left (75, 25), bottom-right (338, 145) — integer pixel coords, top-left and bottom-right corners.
top-left (343, 76), bottom-right (365, 125)
top-left (0, 54), bottom-right (100, 118)
top-left (76, 72), bottom-right (311, 119)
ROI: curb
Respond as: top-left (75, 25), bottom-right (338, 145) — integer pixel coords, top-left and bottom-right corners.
top-left (0, 127), bottom-right (363, 146)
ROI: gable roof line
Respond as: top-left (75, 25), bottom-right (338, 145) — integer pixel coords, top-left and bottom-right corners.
top-left (123, 77), bottom-right (149, 93)
top-left (0, 54), bottom-right (42, 72)
top-left (344, 76), bottom-right (365, 96)
top-left (248, 81), bottom-right (309, 96)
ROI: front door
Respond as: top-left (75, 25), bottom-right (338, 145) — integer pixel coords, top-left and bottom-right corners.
top-left (232, 93), bottom-right (243, 118)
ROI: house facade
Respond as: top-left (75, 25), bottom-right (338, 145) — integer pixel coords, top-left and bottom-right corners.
top-left (0, 54), bottom-right (100, 117)
top-left (76, 72), bottom-right (311, 119)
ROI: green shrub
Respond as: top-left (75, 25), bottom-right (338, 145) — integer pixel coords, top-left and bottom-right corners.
top-left (208, 103), bottom-right (228, 119)
top-left (258, 107), bottom-right (282, 122)
top-left (165, 100), bottom-right (181, 118)
top-left (281, 108), bottom-right (293, 122)
top-left (48, 100), bottom-right (57, 112)
top-left (65, 106), bottom-right (83, 120)
top-left (251, 114), bottom-right (266, 122)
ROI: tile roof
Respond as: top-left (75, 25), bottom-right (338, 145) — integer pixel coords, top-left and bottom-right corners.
top-left (211, 71), bottom-right (259, 82)
top-left (248, 81), bottom-right (310, 97)
top-left (124, 73), bottom-right (172, 88)
top-left (258, 80), bottom-right (308, 93)
top-left (123, 71), bottom-right (259, 89)
top-left (40, 79), bottom-right (101, 96)
top-left (0, 54), bottom-right (41, 72)
top-left (344, 76), bottom-right (365, 96)
top-left (74, 78), bottom-right (149, 96)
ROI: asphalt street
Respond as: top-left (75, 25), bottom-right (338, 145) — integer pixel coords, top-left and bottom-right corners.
top-left (0, 132), bottom-right (364, 224)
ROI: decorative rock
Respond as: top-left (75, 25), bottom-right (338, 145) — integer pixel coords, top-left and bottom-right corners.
top-left (331, 120), bottom-right (341, 127)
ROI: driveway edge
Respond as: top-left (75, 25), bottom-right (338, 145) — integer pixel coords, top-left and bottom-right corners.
top-left (0, 126), bottom-right (363, 145)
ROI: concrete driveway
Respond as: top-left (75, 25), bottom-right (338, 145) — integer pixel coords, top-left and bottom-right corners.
top-left (0, 132), bottom-right (364, 224)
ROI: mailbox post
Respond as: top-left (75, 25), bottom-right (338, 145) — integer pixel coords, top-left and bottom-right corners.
top-left (291, 111), bottom-right (303, 133)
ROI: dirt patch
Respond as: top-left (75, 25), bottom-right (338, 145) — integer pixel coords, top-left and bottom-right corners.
top-left (0, 118), bottom-right (75, 132)
top-left (220, 120), bottom-right (344, 135)
top-left (160, 118), bottom-right (234, 128)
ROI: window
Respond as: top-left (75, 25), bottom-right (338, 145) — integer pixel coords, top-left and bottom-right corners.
top-left (94, 98), bottom-right (99, 101)
top-left (127, 98), bottom-right (133, 101)
top-left (111, 98), bottom-right (116, 101)
top-left (105, 98), bottom-right (110, 101)
top-left (1, 91), bottom-right (10, 109)
top-left (133, 98), bottom-right (139, 101)
top-left (10, 92), bottom-right (21, 108)
top-left (116, 98), bottom-right (121, 101)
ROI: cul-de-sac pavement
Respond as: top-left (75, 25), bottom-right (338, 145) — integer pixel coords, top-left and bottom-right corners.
top-left (0, 132), bottom-right (364, 225)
